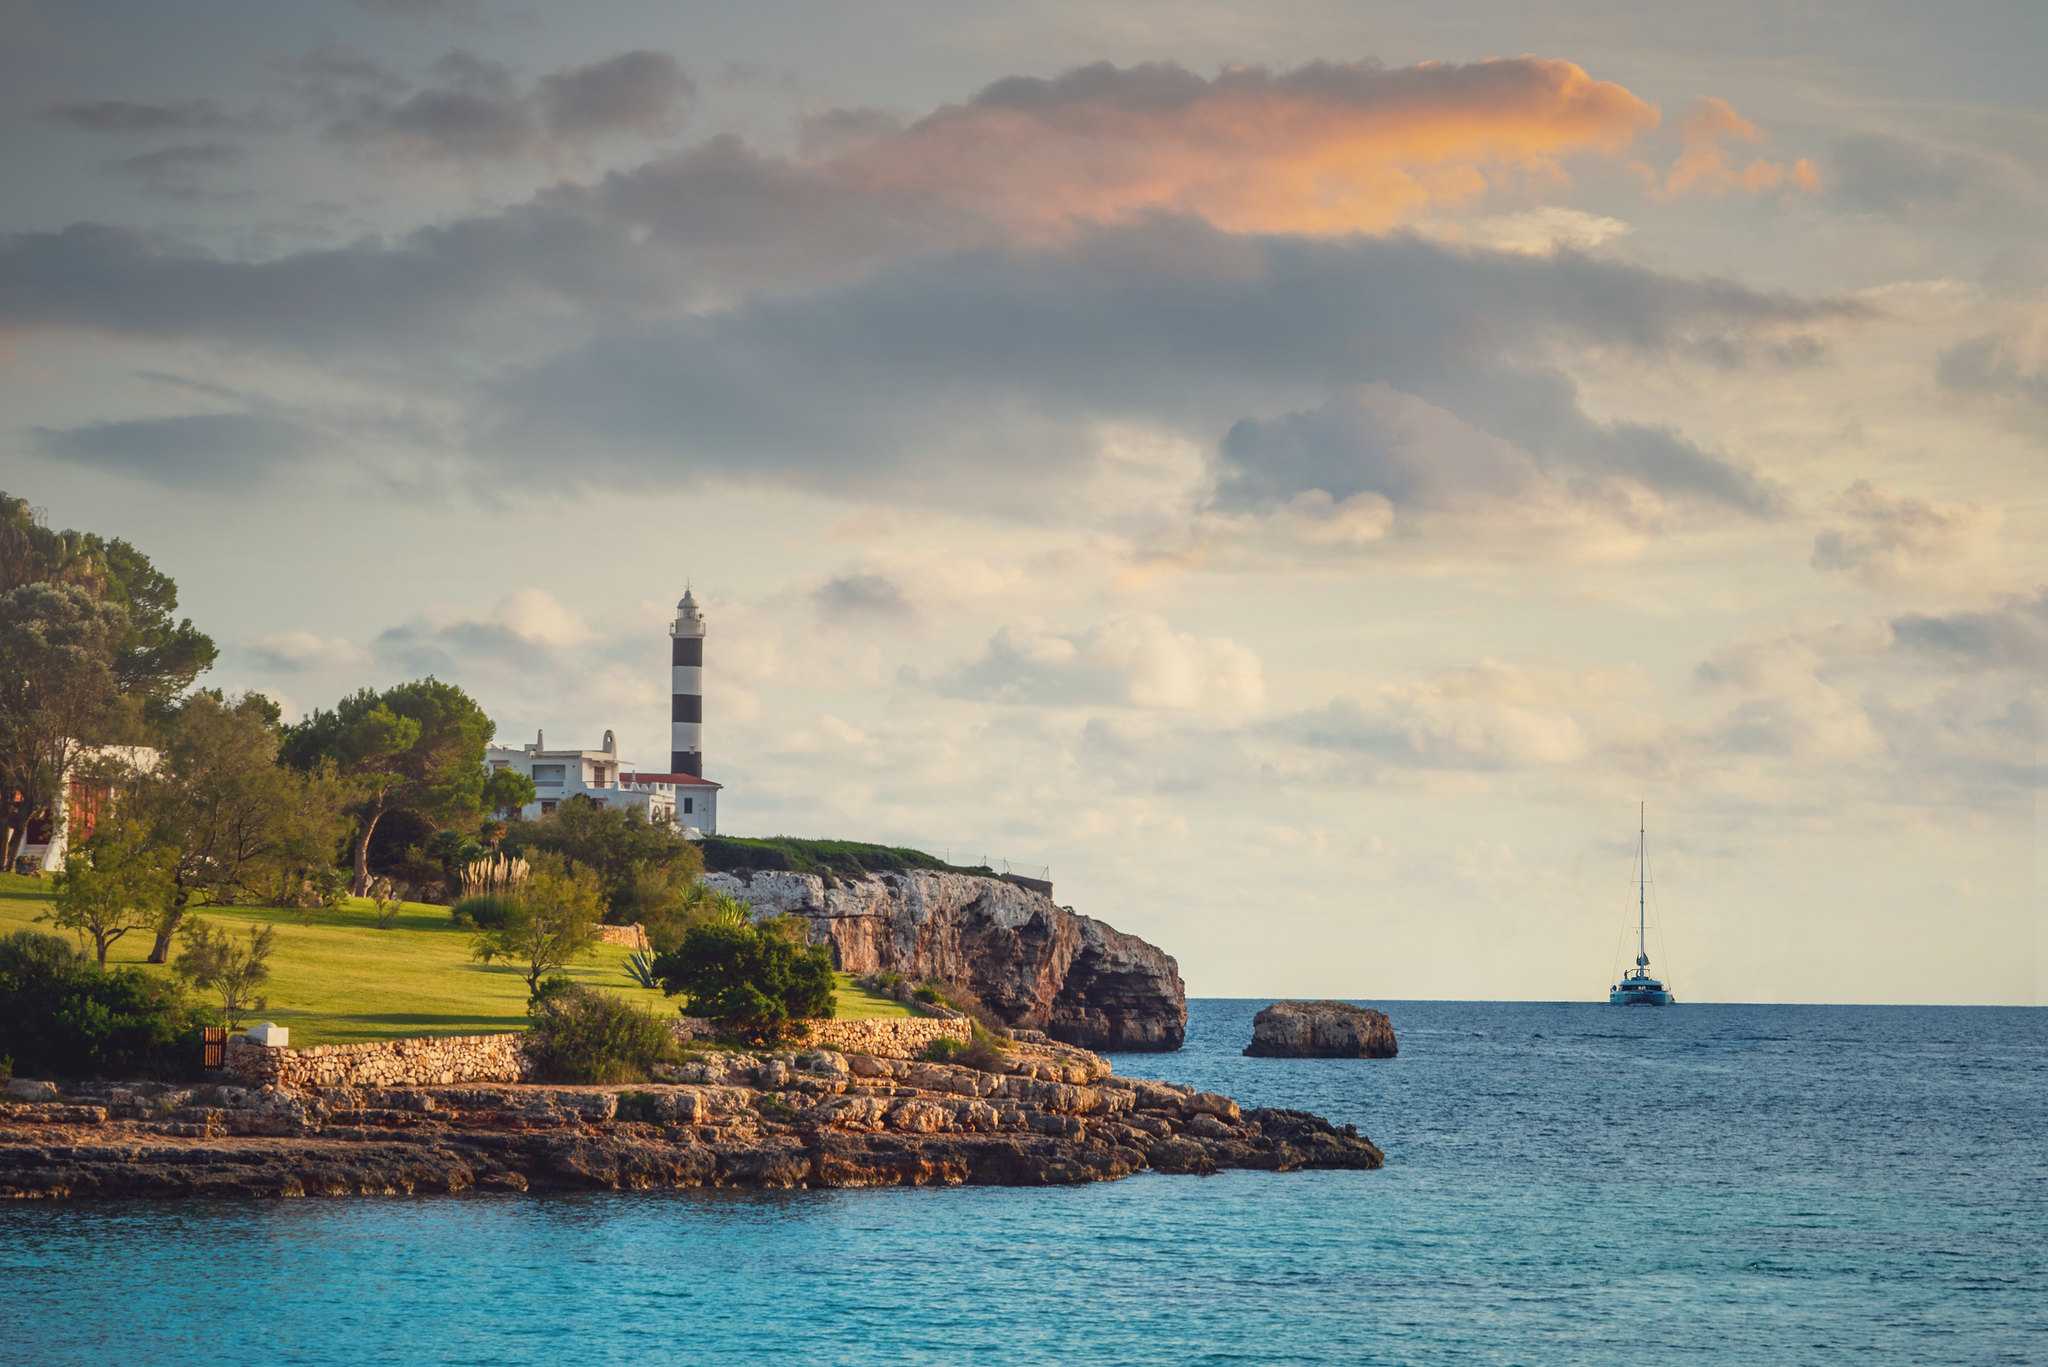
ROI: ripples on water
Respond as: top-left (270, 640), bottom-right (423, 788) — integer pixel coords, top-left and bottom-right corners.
top-left (4, 1000), bottom-right (2043, 1365)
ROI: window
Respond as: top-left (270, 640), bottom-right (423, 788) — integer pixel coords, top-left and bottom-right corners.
top-left (683, 798), bottom-right (694, 814)
top-left (540, 800), bottom-right (557, 815)
top-left (532, 764), bottom-right (565, 786)
top-left (490, 761), bottom-right (509, 772)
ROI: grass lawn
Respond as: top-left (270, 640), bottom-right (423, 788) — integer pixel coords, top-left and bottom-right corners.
top-left (0, 872), bottom-right (911, 1046)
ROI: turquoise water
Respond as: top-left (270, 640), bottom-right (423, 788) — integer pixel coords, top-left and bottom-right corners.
top-left (4, 1000), bottom-right (2044, 1365)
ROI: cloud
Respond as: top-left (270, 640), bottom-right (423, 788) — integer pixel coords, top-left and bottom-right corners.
top-left (244, 630), bottom-right (372, 674)
top-left (374, 588), bottom-right (596, 675)
top-left (930, 614), bottom-right (1264, 710)
top-left (0, 60), bottom-right (1852, 535)
top-left (1830, 133), bottom-right (2032, 225)
top-left (803, 56), bottom-right (1657, 239)
top-left (1890, 587), bottom-right (2048, 671)
top-left (327, 50), bottom-right (536, 160)
top-left (539, 51), bottom-right (690, 137)
top-left (104, 142), bottom-right (247, 200)
top-left (1681, 613), bottom-right (2040, 808)
top-left (811, 572), bottom-right (917, 622)
top-left (1268, 662), bottom-right (1654, 774)
top-left (1937, 331), bottom-right (2048, 423)
top-left (1215, 381), bottom-right (1723, 550)
top-left (326, 48), bottom-right (689, 161)
top-left (1407, 205), bottom-right (1633, 255)
top-left (31, 412), bottom-right (329, 487)
top-left (352, 0), bottom-right (483, 18)
top-left (1810, 480), bottom-right (2003, 593)
top-left (487, 224), bottom-right (1827, 516)
top-left (1661, 97), bottom-right (1818, 200)
top-left (37, 99), bottom-right (243, 133)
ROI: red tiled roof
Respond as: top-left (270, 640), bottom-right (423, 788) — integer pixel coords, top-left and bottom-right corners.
top-left (620, 772), bottom-right (723, 788)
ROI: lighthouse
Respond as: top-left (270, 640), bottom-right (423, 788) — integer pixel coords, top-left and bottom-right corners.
top-left (670, 588), bottom-right (706, 776)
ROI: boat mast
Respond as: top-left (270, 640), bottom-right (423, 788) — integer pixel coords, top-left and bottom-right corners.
top-left (1637, 802), bottom-right (1647, 970)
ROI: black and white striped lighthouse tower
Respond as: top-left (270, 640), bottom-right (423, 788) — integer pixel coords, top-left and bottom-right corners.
top-left (669, 588), bottom-right (706, 776)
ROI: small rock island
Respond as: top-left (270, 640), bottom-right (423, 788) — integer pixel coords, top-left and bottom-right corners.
top-left (1244, 1001), bottom-right (1398, 1059)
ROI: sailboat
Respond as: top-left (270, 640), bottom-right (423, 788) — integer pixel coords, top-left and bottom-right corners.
top-left (1610, 803), bottom-right (1675, 1006)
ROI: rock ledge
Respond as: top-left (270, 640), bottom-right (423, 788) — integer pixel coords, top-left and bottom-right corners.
top-left (0, 1038), bottom-right (1380, 1199)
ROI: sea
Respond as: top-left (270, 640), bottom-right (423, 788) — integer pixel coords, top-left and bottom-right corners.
top-left (3, 999), bottom-right (2043, 1365)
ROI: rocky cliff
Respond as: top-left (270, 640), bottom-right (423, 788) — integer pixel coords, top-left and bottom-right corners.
top-left (701, 869), bottom-right (1187, 1051)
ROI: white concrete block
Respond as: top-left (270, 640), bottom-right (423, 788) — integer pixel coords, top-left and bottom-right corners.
top-left (247, 1022), bottom-right (290, 1048)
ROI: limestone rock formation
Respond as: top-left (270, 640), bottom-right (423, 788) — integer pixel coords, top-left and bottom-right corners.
top-left (701, 869), bottom-right (1187, 1051)
top-left (1244, 1001), bottom-right (1398, 1059)
top-left (0, 1039), bottom-right (1381, 1198)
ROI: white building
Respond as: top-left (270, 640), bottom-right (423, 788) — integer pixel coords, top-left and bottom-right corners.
top-left (13, 744), bottom-right (158, 874)
top-left (487, 728), bottom-right (720, 836)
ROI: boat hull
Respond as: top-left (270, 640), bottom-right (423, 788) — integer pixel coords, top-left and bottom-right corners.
top-left (1609, 987), bottom-right (1674, 1005)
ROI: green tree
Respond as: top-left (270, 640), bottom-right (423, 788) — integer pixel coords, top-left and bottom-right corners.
top-left (483, 768), bottom-right (536, 817)
top-left (172, 917), bottom-right (275, 1031)
top-left (652, 918), bottom-right (835, 1041)
top-left (45, 816), bottom-right (175, 968)
top-left (137, 690), bottom-right (347, 960)
top-left (504, 796), bottom-right (703, 921)
top-left (470, 855), bottom-right (604, 999)
top-left (0, 583), bottom-right (128, 865)
top-left (280, 678), bottom-right (496, 895)
top-left (0, 493), bottom-right (215, 709)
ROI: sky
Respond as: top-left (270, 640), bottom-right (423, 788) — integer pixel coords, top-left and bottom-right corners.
top-left (1, 0), bottom-right (2043, 1004)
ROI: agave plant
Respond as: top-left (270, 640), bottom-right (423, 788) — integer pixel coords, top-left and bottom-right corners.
top-left (624, 949), bottom-right (661, 990)
top-left (709, 892), bottom-right (753, 929)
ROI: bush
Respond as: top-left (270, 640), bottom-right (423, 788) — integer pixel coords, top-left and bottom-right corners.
top-left (450, 894), bottom-right (521, 930)
top-left (652, 919), bottom-right (836, 1043)
top-left (0, 930), bottom-right (212, 1080)
top-left (919, 1033), bottom-right (1008, 1071)
top-left (524, 985), bottom-right (677, 1083)
top-left (956, 1032), bottom-right (1010, 1072)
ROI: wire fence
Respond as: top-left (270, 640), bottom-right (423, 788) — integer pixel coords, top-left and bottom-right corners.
top-left (941, 850), bottom-right (1051, 883)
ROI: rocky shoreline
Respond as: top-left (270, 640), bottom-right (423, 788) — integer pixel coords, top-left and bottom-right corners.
top-left (0, 1038), bottom-right (1380, 1199)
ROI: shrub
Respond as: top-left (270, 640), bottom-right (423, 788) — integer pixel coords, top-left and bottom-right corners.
top-left (652, 919), bottom-right (836, 1043)
top-left (624, 949), bottom-right (660, 990)
top-left (0, 930), bottom-right (212, 1080)
top-left (956, 1032), bottom-right (1010, 1072)
top-left (912, 982), bottom-right (946, 1005)
top-left (450, 893), bottom-right (521, 930)
top-left (920, 1034), bottom-right (1008, 1071)
top-left (369, 878), bottom-right (403, 929)
top-left (172, 918), bottom-right (275, 1032)
top-left (524, 985), bottom-right (677, 1083)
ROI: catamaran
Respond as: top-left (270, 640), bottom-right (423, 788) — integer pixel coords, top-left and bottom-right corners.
top-left (1610, 803), bottom-right (1674, 1006)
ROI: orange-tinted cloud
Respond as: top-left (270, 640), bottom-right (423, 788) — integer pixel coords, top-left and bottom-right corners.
top-left (1663, 96), bottom-right (1819, 199)
top-left (812, 58), bottom-right (1660, 238)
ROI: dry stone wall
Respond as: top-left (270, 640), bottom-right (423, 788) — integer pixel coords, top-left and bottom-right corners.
top-left (223, 1016), bottom-right (974, 1092)
top-left (226, 1033), bottom-right (530, 1089)
top-left (593, 924), bottom-right (652, 953)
